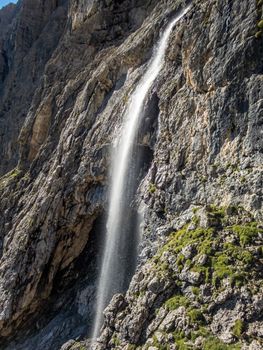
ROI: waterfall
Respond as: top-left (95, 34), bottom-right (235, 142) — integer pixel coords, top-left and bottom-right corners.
top-left (92, 5), bottom-right (191, 341)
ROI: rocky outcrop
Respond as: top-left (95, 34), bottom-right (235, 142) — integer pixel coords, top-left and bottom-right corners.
top-left (0, 0), bottom-right (262, 349)
top-left (0, 0), bottom-right (167, 348)
top-left (94, 207), bottom-right (263, 349)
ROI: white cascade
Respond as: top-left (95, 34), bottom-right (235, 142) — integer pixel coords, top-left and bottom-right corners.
top-left (92, 5), bottom-right (191, 341)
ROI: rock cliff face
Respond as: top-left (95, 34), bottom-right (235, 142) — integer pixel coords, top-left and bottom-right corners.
top-left (0, 0), bottom-right (262, 349)
top-left (94, 207), bottom-right (263, 350)
top-left (0, 0), bottom-right (69, 175)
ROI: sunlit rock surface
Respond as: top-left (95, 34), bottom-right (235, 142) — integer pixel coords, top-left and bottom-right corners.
top-left (0, 0), bottom-right (262, 349)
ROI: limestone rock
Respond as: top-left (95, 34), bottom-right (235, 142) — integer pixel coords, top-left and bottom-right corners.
top-left (0, 0), bottom-right (262, 349)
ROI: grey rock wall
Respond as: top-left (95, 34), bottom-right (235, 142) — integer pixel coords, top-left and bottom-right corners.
top-left (0, 0), bottom-right (262, 349)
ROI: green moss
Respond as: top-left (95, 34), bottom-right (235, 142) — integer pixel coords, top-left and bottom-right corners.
top-left (258, 19), bottom-right (263, 28)
top-left (162, 227), bottom-right (214, 260)
top-left (173, 330), bottom-right (186, 340)
top-left (199, 239), bottom-right (213, 255)
top-left (173, 330), bottom-right (241, 350)
top-left (225, 163), bottom-right (239, 173)
top-left (160, 261), bottom-right (169, 272)
top-left (187, 308), bottom-right (205, 325)
top-left (154, 210), bottom-right (261, 293)
top-left (172, 328), bottom-right (241, 350)
top-left (0, 167), bottom-right (22, 189)
top-left (175, 340), bottom-right (191, 350)
top-left (173, 331), bottom-right (190, 350)
top-left (194, 326), bottom-right (210, 338)
top-left (127, 345), bottom-right (136, 350)
top-left (211, 248), bottom-right (249, 287)
top-left (157, 226), bottom-right (215, 272)
top-left (192, 265), bottom-right (210, 284)
top-left (151, 334), bottom-right (169, 350)
top-left (207, 205), bottom-right (226, 218)
top-left (192, 215), bottom-right (200, 225)
top-left (165, 295), bottom-right (190, 311)
top-left (239, 251), bottom-right (254, 265)
top-left (149, 183), bottom-right (157, 194)
top-left (231, 223), bottom-right (261, 246)
top-left (112, 334), bottom-right (121, 346)
top-left (176, 253), bottom-right (185, 269)
top-left (227, 205), bottom-right (239, 215)
top-left (232, 319), bottom-right (245, 338)
top-left (8, 168), bottom-right (21, 178)
top-left (213, 253), bottom-right (233, 279)
top-left (192, 207), bottom-right (199, 214)
top-left (230, 273), bottom-right (246, 288)
top-left (192, 286), bottom-right (200, 296)
top-left (204, 336), bottom-right (241, 350)
top-left (186, 259), bottom-right (192, 267)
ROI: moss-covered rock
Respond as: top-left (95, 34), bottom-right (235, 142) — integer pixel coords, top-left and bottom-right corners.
top-left (97, 207), bottom-right (263, 350)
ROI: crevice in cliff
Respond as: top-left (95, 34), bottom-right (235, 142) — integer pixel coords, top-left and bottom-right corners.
top-left (52, 212), bottom-right (104, 297)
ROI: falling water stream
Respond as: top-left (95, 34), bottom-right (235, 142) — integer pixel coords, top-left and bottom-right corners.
top-left (92, 5), bottom-right (192, 341)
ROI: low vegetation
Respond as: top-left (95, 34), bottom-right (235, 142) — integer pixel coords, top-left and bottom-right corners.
top-left (147, 206), bottom-right (262, 349)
